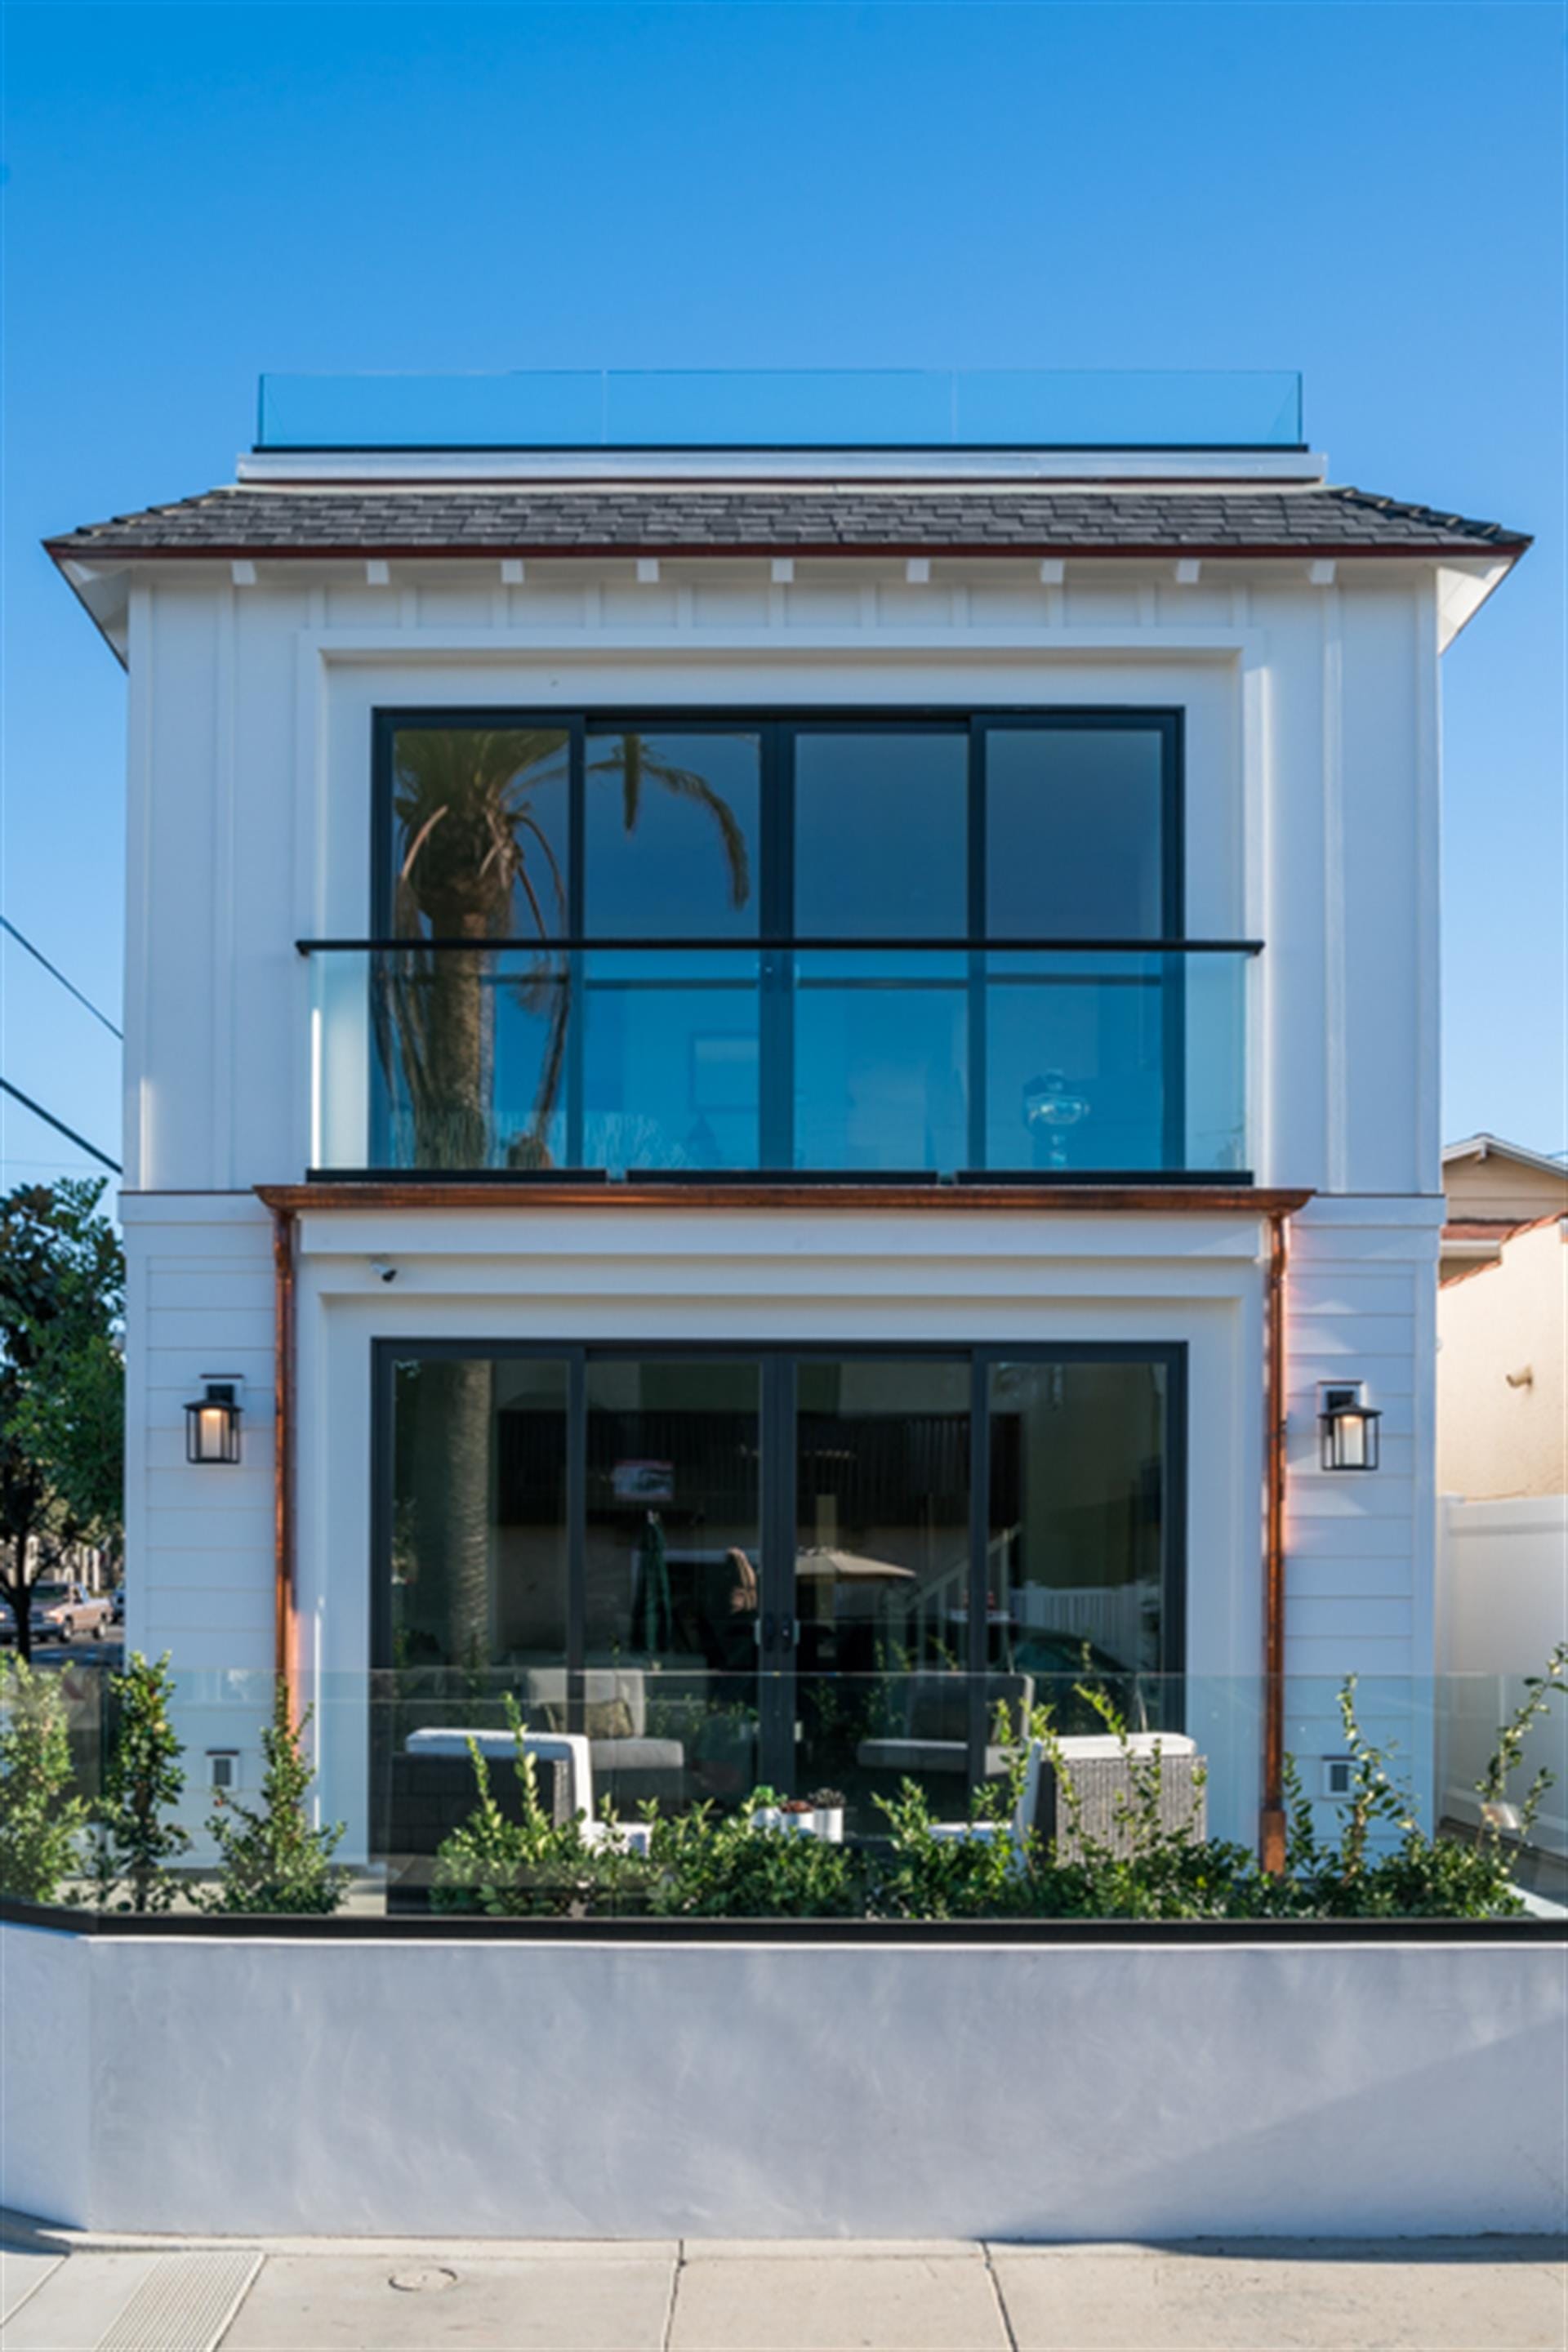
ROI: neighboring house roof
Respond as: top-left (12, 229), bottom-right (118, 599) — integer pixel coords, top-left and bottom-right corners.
top-left (1443, 1133), bottom-right (1568, 1178)
top-left (1438, 1210), bottom-right (1567, 1287)
top-left (44, 483), bottom-right (1532, 563)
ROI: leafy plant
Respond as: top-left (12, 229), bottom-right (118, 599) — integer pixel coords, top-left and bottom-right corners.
top-left (0, 1181), bottom-right (124, 1662)
top-left (198, 1681), bottom-right (350, 1915)
top-left (0, 1655), bottom-right (87, 1902)
top-left (431, 1697), bottom-right (649, 1917)
top-left (1279, 1650), bottom-right (1568, 1919)
top-left (91, 1651), bottom-right (190, 1913)
top-left (645, 1790), bottom-right (861, 1918)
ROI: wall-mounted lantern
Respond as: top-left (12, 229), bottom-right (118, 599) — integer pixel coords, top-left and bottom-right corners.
top-left (185, 1377), bottom-right (243, 1465)
top-left (1318, 1380), bottom-right (1381, 1472)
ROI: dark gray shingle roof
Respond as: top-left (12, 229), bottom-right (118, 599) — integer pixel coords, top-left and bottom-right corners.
top-left (46, 482), bottom-right (1530, 560)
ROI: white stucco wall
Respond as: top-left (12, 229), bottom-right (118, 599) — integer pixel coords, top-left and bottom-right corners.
top-left (3, 1925), bottom-right (1561, 2238)
top-left (1438, 1219), bottom-right (1568, 1499)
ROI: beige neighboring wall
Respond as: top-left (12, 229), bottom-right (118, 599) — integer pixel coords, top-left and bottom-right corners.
top-left (1441, 1136), bottom-right (1568, 1281)
top-left (1437, 1217), bottom-right (1568, 1498)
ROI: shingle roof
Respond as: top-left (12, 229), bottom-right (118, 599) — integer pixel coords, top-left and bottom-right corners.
top-left (45, 482), bottom-right (1530, 562)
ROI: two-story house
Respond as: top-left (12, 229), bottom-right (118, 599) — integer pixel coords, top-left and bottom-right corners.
top-left (48, 370), bottom-right (1528, 1865)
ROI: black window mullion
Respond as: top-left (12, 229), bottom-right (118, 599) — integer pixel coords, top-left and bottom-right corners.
top-left (967, 1352), bottom-right (991, 1797)
top-left (566, 720), bottom-right (586, 1166)
top-left (759, 1352), bottom-right (795, 1786)
top-left (566, 1349), bottom-right (586, 1734)
top-left (761, 722), bottom-right (794, 1168)
top-left (967, 719), bottom-right (988, 1172)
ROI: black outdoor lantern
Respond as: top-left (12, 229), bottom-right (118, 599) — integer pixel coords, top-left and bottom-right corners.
top-left (1319, 1382), bottom-right (1381, 1472)
top-left (185, 1378), bottom-right (243, 1465)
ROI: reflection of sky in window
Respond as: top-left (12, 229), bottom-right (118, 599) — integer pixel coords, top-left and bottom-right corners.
top-left (795, 733), bottom-right (968, 937)
top-left (586, 733), bottom-right (760, 937)
top-left (987, 730), bottom-right (1165, 938)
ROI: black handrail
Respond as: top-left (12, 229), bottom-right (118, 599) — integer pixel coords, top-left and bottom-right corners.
top-left (296, 935), bottom-right (1265, 956)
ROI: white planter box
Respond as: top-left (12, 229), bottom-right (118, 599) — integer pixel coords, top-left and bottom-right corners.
top-left (2, 1920), bottom-right (1562, 2241)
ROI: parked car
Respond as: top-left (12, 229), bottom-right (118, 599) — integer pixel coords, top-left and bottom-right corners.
top-left (109, 1587), bottom-right (125, 1626)
top-left (24, 1580), bottom-right (114, 1646)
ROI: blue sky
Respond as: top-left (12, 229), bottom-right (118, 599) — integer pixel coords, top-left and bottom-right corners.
top-left (2, 1), bottom-right (1562, 1187)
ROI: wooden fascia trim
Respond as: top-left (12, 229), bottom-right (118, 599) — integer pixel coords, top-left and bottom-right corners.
top-left (256, 1182), bottom-right (1314, 1217)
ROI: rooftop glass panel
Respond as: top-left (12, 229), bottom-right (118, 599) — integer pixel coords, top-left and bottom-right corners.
top-left (256, 368), bottom-right (1303, 451)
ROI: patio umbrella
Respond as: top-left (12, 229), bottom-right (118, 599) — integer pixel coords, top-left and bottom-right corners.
top-left (793, 1547), bottom-right (918, 1584)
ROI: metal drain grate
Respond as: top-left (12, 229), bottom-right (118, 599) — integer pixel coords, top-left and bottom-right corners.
top-left (96, 2251), bottom-right (261, 2352)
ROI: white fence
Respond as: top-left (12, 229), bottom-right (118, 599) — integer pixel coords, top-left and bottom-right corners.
top-left (1437, 1494), bottom-right (1568, 1854)
top-left (2, 1922), bottom-right (1562, 2239)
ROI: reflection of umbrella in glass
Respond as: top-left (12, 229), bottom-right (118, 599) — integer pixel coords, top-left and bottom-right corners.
top-left (633, 1512), bottom-right (673, 1651)
top-left (793, 1547), bottom-right (917, 1584)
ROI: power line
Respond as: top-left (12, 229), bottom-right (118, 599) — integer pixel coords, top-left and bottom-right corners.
top-left (0, 1079), bottom-right (121, 1174)
top-left (0, 916), bottom-right (122, 1040)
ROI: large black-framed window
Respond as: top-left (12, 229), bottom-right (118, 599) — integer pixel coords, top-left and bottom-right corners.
top-left (370, 1337), bottom-right (1187, 1834)
top-left (364, 708), bottom-right (1214, 1180)
top-left (374, 707), bottom-right (1184, 946)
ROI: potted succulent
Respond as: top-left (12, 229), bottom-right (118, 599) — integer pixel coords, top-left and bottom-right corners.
top-left (809, 1788), bottom-right (847, 1843)
top-left (748, 1791), bottom-right (820, 1835)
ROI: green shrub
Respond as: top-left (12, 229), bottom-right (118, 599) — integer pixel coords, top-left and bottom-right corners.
top-left (0, 1655), bottom-right (86, 1903)
top-left (91, 1651), bottom-right (190, 1913)
top-left (431, 1698), bottom-right (650, 1918)
top-left (645, 1791), bottom-right (862, 1919)
top-left (198, 1680), bottom-right (350, 1915)
top-left (1276, 1650), bottom-right (1568, 1919)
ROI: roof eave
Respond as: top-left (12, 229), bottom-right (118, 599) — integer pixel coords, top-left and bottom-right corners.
top-left (43, 535), bottom-right (1534, 568)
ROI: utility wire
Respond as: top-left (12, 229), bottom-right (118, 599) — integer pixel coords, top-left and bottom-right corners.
top-left (0, 1079), bottom-right (121, 1174)
top-left (0, 916), bottom-right (122, 1040)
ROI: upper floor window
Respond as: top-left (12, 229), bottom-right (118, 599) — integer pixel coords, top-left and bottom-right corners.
top-left (376, 710), bottom-right (1182, 942)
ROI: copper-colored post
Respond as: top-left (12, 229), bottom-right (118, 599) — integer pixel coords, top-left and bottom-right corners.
top-left (271, 1205), bottom-right (296, 1698)
top-left (1260, 1210), bottom-right (1290, 1871)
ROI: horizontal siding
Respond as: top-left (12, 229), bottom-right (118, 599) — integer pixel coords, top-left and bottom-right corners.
top-left (125, 1214), bottom-right (275, 1686)
top-left (1282, 1205), bottom-right (1435, 1708)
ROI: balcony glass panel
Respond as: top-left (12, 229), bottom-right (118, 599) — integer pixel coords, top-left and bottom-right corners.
top-left (584, 729), bottom-right (761, 938)
top-left (581, 948), bottom-right (761, 1173)
top-left (257, 368), bottom-right (1305, 451)
top-left (793, 949), bottom-right (969, 1174)
top-left (311, 946), bottom-right (1252, 1177)
top-left (365, 946), bottom-right (570, 1170)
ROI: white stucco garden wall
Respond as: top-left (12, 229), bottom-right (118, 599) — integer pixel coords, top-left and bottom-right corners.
top-left (2, 1924), bottom-right (1561, 2239)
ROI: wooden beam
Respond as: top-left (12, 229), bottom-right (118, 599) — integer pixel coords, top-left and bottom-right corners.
top-left (257, 1180), bottom-right (1312, 1217)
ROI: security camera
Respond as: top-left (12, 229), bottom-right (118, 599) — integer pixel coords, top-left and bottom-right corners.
top-left (369, 1258), bottom-right (398, 1285)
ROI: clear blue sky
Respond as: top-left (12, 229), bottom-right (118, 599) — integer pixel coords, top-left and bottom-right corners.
top-left (2, 1), bottom-right (1561, 1187)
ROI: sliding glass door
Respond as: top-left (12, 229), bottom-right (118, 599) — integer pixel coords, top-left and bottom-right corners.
top-left (375, 1343), bottom-right (1183, 1845)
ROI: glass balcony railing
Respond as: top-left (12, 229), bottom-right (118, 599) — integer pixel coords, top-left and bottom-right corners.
top-left (10, 1662), bottom-right (1564, 1911)
top-left (256, 368), bottom-right (1305, 452)
top-left (304, 941), bottom-right (1256, 1180)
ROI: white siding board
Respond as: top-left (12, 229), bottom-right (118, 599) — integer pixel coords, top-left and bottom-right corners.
top-left (1287, 1556), bottom-right (1419, 1600)
top-left (146, 1507), bottom-right (274, 1552)
top-left (1287, 1597), bottom-right (1414, 1641)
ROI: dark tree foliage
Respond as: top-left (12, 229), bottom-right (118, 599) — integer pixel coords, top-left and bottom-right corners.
top-left (0, 1181), bottom-right (124, 1660)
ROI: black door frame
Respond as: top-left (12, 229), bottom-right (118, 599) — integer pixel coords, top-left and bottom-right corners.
top-left (370, 1337), bottom-right (1188, 1799)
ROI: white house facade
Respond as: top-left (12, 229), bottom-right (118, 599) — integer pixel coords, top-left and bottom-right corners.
top-left (50, 372), bottom-right (1529, 1864)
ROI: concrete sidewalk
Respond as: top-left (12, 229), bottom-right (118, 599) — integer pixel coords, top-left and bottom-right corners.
top-left (2, 2226), bottom-right (1563, 2351)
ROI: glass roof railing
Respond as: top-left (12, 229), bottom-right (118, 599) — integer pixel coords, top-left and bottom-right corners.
top-left (255, 368), bottom-right (1304, 453)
